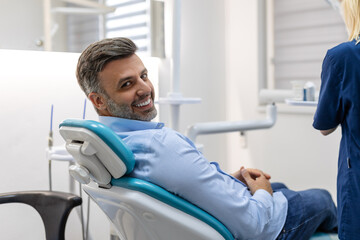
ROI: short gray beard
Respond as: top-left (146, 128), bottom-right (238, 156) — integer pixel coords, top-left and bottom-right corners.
top-left (104, 93), bottom-right (157, 121)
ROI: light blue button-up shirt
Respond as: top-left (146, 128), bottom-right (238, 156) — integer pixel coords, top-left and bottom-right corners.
top-left (99, 116), bottom-right (288, 240)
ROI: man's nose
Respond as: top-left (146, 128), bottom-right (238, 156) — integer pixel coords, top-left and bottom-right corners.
top-left (136, 78), bottom-right (151, 95)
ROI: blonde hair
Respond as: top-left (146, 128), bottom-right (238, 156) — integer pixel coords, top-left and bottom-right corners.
top-left (342, 0), bottom-right (360, 43)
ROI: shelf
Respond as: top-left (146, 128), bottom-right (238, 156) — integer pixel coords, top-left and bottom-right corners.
top-left (285, 99), bottom-right (317, 107)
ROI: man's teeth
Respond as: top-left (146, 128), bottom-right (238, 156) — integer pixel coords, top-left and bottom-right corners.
top-left (135, 98), bottom-right (151, 107)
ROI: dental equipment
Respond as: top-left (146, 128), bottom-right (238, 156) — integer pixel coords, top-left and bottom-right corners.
top-left (157, 0), bottom-right (201, 131)
top-left (47, 105), bottom-right (74, 191)
top-left (46, 102), bottom-right (89, 240)
top-left (48, 104), bottom-right (54, 191)
top-left (186, 103), bottom-right (277, 143)
top-left (59, 119), bottom-right (234, 240)
top-left (80, 99), bottom-right (90, 240)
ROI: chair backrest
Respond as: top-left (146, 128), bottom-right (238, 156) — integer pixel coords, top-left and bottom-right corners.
top-left (59, 119), bottom-right (135, 188)
top-left (0, 191), bottom-right (82, 240)
top-left (59, 119), bottom-right (234, 240)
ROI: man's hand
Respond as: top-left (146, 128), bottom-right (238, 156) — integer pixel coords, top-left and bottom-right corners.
top-left (232, 166), bottom-right (271, 183)
top-left (232, 167), bottom-right (273, 196)
top-left (241, 168), bottom-right (273, 195)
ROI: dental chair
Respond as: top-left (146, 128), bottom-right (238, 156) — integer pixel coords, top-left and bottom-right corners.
top-left (59, 119), bottom-right (338, 240)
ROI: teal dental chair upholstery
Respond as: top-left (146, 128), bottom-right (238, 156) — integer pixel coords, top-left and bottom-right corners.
top-left (59, 119), bottom-right (338, 240)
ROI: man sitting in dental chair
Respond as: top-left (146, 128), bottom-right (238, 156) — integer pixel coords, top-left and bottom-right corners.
top-left (76, 37), bottom-right (337, 240)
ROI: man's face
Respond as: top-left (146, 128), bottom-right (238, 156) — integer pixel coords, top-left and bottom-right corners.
top-left (90, 54), bottom-right (157, 121)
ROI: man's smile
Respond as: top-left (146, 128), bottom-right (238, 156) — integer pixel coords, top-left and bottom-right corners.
top-left (133, 96), bottom-right (153, 109)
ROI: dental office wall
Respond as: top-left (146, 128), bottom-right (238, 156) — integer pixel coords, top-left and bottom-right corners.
top-left (0, 0), bottom-right (340, 240)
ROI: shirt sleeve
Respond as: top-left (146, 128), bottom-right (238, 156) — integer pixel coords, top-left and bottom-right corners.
top-left (148, 129), bottom-right (275, 239)
top-left (313, 50), bottom-right (344, 130)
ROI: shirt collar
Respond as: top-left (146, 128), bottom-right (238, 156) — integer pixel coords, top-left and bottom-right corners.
top-left (99, 116), bottom-right (165, 132)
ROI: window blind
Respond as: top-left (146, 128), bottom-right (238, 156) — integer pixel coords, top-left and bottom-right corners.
top-left (66, 0), bottom-right (163, 55)
top-left (105, 0), bottom-right (150, 53)
top-left (272, 0), bottom-right (347, 89)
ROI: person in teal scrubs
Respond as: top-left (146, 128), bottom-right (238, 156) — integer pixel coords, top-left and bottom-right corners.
top-left (313, 0), bottom-right (360, 238)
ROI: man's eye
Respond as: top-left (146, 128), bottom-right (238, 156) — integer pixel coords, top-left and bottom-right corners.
top-left (121, 81), bottom-right (131, 88)
top-left (141, 73), bottom-right (148, 79)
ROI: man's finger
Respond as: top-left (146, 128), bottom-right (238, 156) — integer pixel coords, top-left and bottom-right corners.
top-left (248, 168), bottom-right (271, 180)
top-left (240, 169), bottom-right (253, 183)
top-left (264, 173), bottom-right (271, 179)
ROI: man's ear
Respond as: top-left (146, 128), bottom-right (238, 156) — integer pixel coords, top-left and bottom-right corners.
top-left (88, 92), bottom-right (107, 111)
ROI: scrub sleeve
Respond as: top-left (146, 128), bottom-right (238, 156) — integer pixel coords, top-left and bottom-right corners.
top-left (313, 41), bottom-right (360, 239)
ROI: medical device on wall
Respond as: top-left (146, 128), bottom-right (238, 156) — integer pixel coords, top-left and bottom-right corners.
top-left (48, 104), bottom-right (54, 190)
top-left (186, 103), bottom-right (277, 143)
top-left (47, 104), bottom-right (75, 190)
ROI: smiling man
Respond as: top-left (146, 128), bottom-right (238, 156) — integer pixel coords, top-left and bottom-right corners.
top-left (80, 45), bottom-right (157, 121)
top-left (76, 37), bottom-right (337, 240)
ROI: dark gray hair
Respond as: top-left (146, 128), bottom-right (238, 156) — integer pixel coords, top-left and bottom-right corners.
top-left (76, 37), bottom-right (138, 96)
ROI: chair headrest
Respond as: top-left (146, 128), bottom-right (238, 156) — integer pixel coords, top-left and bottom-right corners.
top-left (59, 119), bottom-right (135, 187)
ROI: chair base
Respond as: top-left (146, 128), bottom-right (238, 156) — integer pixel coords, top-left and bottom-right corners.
top-left (84, 182), bottom-right (227, 240)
